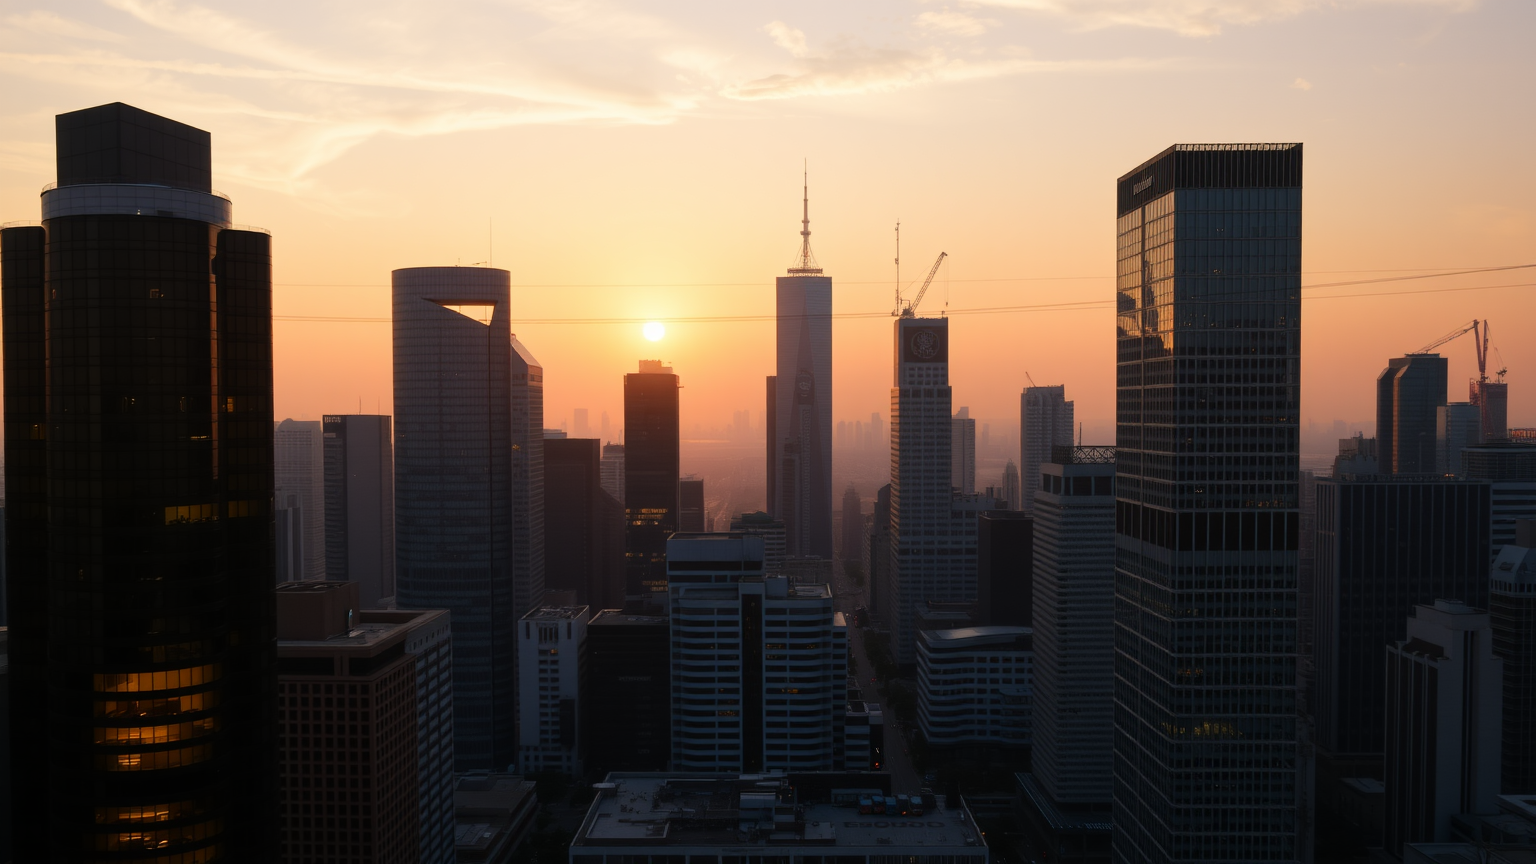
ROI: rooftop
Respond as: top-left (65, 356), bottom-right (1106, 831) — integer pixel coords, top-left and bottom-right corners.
top-left (521, 604), bottom-right (589, 622)
top-left (921, 626), bottom-right (1032, 649)
top-left (588, 609), bottom-right (669, 628)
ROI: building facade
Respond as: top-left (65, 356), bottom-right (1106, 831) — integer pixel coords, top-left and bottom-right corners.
top-left (277, 418), bottom-right (327, 581)
top-left (1020, 385), bottom-right (1074, 513)
top-left (2, 102), bottom-right (278, 861)
top-left (1489, 533), bottom-right (1536, 794)
top-left (1378, 354), bottom-right (1448, 475)
top-left (516, 605), bottom-right (587, 776)
top-left (1437, 402), bottom-right (1481, 476)
top-left (583, 610), bottom-right (671, 775)
top-left (599, 443), bottom-right (624, 503)
top-left (323, 414), bottom-right (396, 608)
top-left (977, 511), bottom-right (1033, 627)
top-left (275, 581), bottom-right (455, 864)
top-left (679, 477), bottom-right (705, 532)
top-left (952, 408), bottom-right (977, 494)
top-left (916, 626), bottom-right (1032, 749)
top-left (392, 265), bottom-right (518, 770)
top-left (510, 337), bottom-right (547, 624)
top-left (624, 361), bottom-right (680, 607)
top-left (1461, 442), bottom-right (1536, 559)
top-left (544, 438), bottom-right (625, 611)
top-left (729, 511), bottom-right (787, 576)
top-left (1112, 143), bottom-right (1304, 864)
top-left (667, 534), bottom-right (847, 772)
top-left (1002, 460), bottom-right (1022, 511)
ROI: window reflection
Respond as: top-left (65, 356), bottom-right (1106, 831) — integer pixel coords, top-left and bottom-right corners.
top-left (94, 664), bottom-right (221, 693)
top-left (94, 717), bottom-right (219, 745)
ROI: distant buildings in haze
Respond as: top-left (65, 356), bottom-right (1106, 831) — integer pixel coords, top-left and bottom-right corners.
top-left (1020, 386), bottom-right (1074, 512)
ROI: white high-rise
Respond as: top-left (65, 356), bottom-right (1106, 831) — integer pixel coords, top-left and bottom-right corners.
top-left (517, 603), bottom-right (588, 775)
top-left (1020, 386), bottom-right (1074, 512)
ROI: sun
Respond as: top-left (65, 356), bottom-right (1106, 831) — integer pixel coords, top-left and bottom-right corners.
top-left (643, 322), bottom-right (666, 342)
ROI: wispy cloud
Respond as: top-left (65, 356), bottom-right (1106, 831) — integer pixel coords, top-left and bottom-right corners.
top-left (965, 0), bottom-right (1476, 37)
top-left (1292, 77), bottom-right (1313, 90)
top-left (916, 9), bottom-right (998, 37)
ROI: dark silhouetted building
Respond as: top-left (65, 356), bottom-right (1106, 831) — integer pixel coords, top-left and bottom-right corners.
top-left (680, 477), bottom-right (705, 532)
top-left (583, 610), bottom-right (670, 775)
top-left (452, 773), bottom-right (539, 863)
top-left (509, 337), bottom-right (546, 623)
top-left (1378, 353), bottom-right (1447, 475)
top-left (275, 581), bottom-right (454, 863)
top-left (3, 102), bottom-right (277, 861)
top-left (977, 511), bottom-right (1033, 627)
top-left (323, 413), bottom-right (396, 608)
top-left (544, 438), bottom-right (624, 610)
top-left (1112, 143), bottom-right (1304, 864)
top-left (1490, 525), bottom-right (1536, 794)
top-left (1461, 441), bottom-right (1536, 558)
top-left (624, 361), bottom-right (680, 608)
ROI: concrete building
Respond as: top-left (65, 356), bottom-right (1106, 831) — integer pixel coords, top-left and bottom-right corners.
top-left (624, 361), bottom-right (680, 608)
top-left (1333, 434), bottom-right (1379, 477)
top-left (1471, 378), bottom-right (1510, 442)
top-left (517, 604), bottom-right (588, 775)
top-left (1384, 601), bottom-right (1502, 855)
top-left (1461, 442), bottom-right (1536, 559)
top-left (769, 178), bottom-right (833, 560)
top-left (569, 774), bottom-right (989, 864)
top-left (953, 407), bottom-right (977, 494)
top-left (917, 626), bottom-right (1032, 749)
top-left (276, 581), bottom-right (454, 864)
top-left (1020, 385), bottom-right (1074, 512)
top-left (667, 534), bottom-right (847, 772)
top-left (583, 610), bottom-right (670, 775)
top-left (1112, 143), bottom-right (1305, 864)
top-left (276, 504), bottom-right (305, 583)
top-left (680, 477), bottom-right (705, 532)
top-left (393, 265), bottom-right (521, 770)
top-left (1379, 353), bottom-right (1448, 475)
top-left (453, 773), bottom-right (539, 864)
top-left (323, 414), bottom-right (396, 607)
top-left (844, 699), bottom-right (886, 771)
top-left (277, 418), bottom-right (327, 581)
top-left (544, 438), bottom-right (625, 611)
top-left (3, 102), bottom-right (279, 859)
top-left (1490, 525), bottom-right (1536, 793)
top-left (1002, 460), bottom-right (1022, 511)
top-left (729, 511), bottom-right (787, 575)
top-left (1438, 402), bottom-right (1482, 476)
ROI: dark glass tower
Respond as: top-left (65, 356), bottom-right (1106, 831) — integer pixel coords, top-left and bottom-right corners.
top-left (2, 103), bottom-right (276, 862)
top-left (1377, 354), bottom-right (1447, 475)
top-left (1112, 144), bottom-right (1304, 864)
top-left (624, 361), bottom-right (680, 607)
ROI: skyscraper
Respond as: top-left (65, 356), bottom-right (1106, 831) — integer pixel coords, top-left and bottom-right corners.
top-left (544, 438), bottom-right (625, 610)
top-left (600, 442), bottom-right (625, 502)
top-left (1489, 527), bottom-right (1536, 793)
top-left (1112, 143), bottom-right (1304, 864)
top-left (769, 178), bottom-right (833, 559)
top-left (952, 407), bottom-right (977, 494)
top-left (1460, 441), bottom-right (1536, 559)
top-left (323, 413), bottom-right (396, 608)
top-left (1437, 402), bottom-right (1481, 475)
top-left (510, 336), bottom-right (546, 621)
top-left (583, 609), bottom-right (671, 775)
top-left (392, 265), bottom-right (518, 770)
top-left (680, 477), bottom-right (706, 532)
top-left (276, 417), bottom-right (326, 580)
top-left (1002, 460), bottom-right (1022, 511)
top-left (1020, 386), bottom-right (1074, 512)
top-left (516, 603), bottom-right (587, 775)
top-left (1377, 353), bottom-right (1447, 475)
top-left (3, 102), bottom-right (277, 860)
top-left (625, 360), bottom-right (680, 607)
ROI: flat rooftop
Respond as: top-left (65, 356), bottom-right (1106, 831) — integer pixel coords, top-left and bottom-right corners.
top-left (521, 604), bottom-right (589, 622)
top-left (573, 774), bottom-right (986, 852)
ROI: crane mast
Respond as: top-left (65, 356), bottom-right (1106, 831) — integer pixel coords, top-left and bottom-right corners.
top-left (899, 252), bottom-right (948, 318)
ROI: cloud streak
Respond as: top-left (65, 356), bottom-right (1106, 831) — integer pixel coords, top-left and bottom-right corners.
top-left (965, 0), bottom-right (1476, 36)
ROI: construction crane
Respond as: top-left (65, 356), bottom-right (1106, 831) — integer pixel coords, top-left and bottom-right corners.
top-left (1471, 320), bottom-right (1492, 440)
top-left (897, 251), bottom-right (948, 318)
top-left (1414, 319), bottom-right (1478, 355)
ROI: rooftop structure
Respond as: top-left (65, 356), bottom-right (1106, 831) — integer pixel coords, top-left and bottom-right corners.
top-left (454, 773), bottom-right (540, 863)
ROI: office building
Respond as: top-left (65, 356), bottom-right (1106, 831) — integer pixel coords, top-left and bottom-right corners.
top-left (769, 179), bottom-right (834, 560)
top-left (1384, 601), bottom-right (1502, 855)
top-left (1002, 460), bottom-right (1022, 511)
top-left (276, 418), bottom-right (327, 581)
top-left (667, 534), bottom-right (847, 772)
top-left (583, 611), bottom-right (670, 775)
top-left (275, 581), bottom-right (454, 863)
top-left (1031, 446), bottom-right (1117, 806)
top-left (916, 626), bottom-right (1032, 749)
top-left (1461, 442), bottom-right (1536, 558)
top-left (729, 511), bottom-right (787, 575)
top-left (680, 477), bottom-right (705, 532)
top-left (1020, 385), bottom-right (1074, 512)
top-left (1379, 353), bottom-right (1448, 475)
top-left (393, 265), bottom-right (519, 769)
top-left (517, 604), bottom-right (587, 775)
top-left (510, 338), bottom-right (547, 623)
top-left (844, 699), bottom-right (886, 771)
top-left (545, 438), bottom-right (625, 610)
top-left (276, 504), bottom-right (305, 583)
top-left (624, 361), bottom-right (680, 607)
top-left (953, 407), bottom-right (977, 494)
top-left (889, 316), bottom-right (978, 666)
top-left (453, 773), bottom-right (539, 864)
top-left (977, 511), bottom-right (1033, 627)
top-left (599, 443), bottom-right (624, 502)
top-left (1438, 402), bottom-right (1482, 476)
top-left (1313, 477), bottom-right (1491, 759)
top-left (1112, 143), bottom-right (1304, 864)
top-left (2, 103), bottom-right (277, 860)
top-left (570, 774), bottom-right (989, 864)
top-left (1490, 526), bottom-right (1536, 794)
top-left (841, 485), bottom-right (863, 562)
top-left (1471, 377), bottom-right (1510, 442)
top-left (323, 414), bottom-right (396, 608)
top-left (1333, 434), bottom-right (1379, 477)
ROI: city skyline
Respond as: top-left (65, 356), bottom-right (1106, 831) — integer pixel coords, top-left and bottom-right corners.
top-left (0, 2), bottom-right (1530, 442)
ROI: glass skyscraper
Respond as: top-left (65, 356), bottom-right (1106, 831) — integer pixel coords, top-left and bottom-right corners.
top-left (3, 103), bottom-right (276, 861)
top-left (624, 360), bottom-right (681, 607)
top-left (1112, 144), bottom-right (1304, 863)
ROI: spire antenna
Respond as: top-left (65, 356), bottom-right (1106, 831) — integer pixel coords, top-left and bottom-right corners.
top-left (787, 160), bottom-right (822, 275)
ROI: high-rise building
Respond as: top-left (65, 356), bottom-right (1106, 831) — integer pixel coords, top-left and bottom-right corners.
top-left (600, 442), bottom-right (625, 502)
top-left (1489, 525), bottom-right (1536, 794)
top-left (624, 361), bottom-right (680, 607)
top-left (952, 407), bottom-right (977, 494)
top-left (1378, 353), bottom-right (1448, 475)
top-left (1002, 460), bottom-right (1022, 511)
top-left (1030, 446), bottom-right (1117, 810)
top-left (977, 511), bottom-right (1033, 628)
top-left (1020, 386), bottom-right (1074, 512)
top-left (1460, 442), bottom-right (1536, 559)
top-left (841, 485), bottom-right (863, 563)
top-left (275, 504), bottom-right (305, 583)
top-left (323, 414), bottom-right (396, 608)
top-left (1437, 402), bottom-right (1481, 476)
top-left (1383, 601), bottom-right (1502, 855)
top-left (2, 102), bottom-right (278, 860)
top-left (573, 407), bottom-right (591, 438)
top-left (1112, 143), bottom-right (1304, 864)
top-left (277, 418), bottom-right (327, 580)
top-left (1332, 434), bottom-right (1379, 477)
top-left (916, 626), bottom-right (1032, 749)
top-left (889, 316), bottom-right (979, 667)
top-left (544, 438), bottom-right (625, 610)
top-left (275, 581), bottom-right (454, 863)
top-left (730, 511), bottom-right (787, 575)
top-left (1471, 378), bottom-right (1509, 442)
top-left (583, 610), bottom-right (670, 775)
top-left (516, 604), bottom-right (587, 776)
top-left (680, 477), bottom-right (706, 532)
top-left (667, 534), bottom-right (847, 772)
top-left (769, 178), bottom-right (833, 560)
top-left (393, 265), bottom-right (519, 770)
top-left (510, 338), bottom-right (546, 624)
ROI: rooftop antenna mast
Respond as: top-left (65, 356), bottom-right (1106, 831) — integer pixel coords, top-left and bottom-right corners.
top-left (787, 161), bottom-right (822, 275)
top-left (893, 221), bottom-right (901, 315)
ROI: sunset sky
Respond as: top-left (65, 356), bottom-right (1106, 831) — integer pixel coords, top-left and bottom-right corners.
top-left (1, 0), bottom-right (1532, 448)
